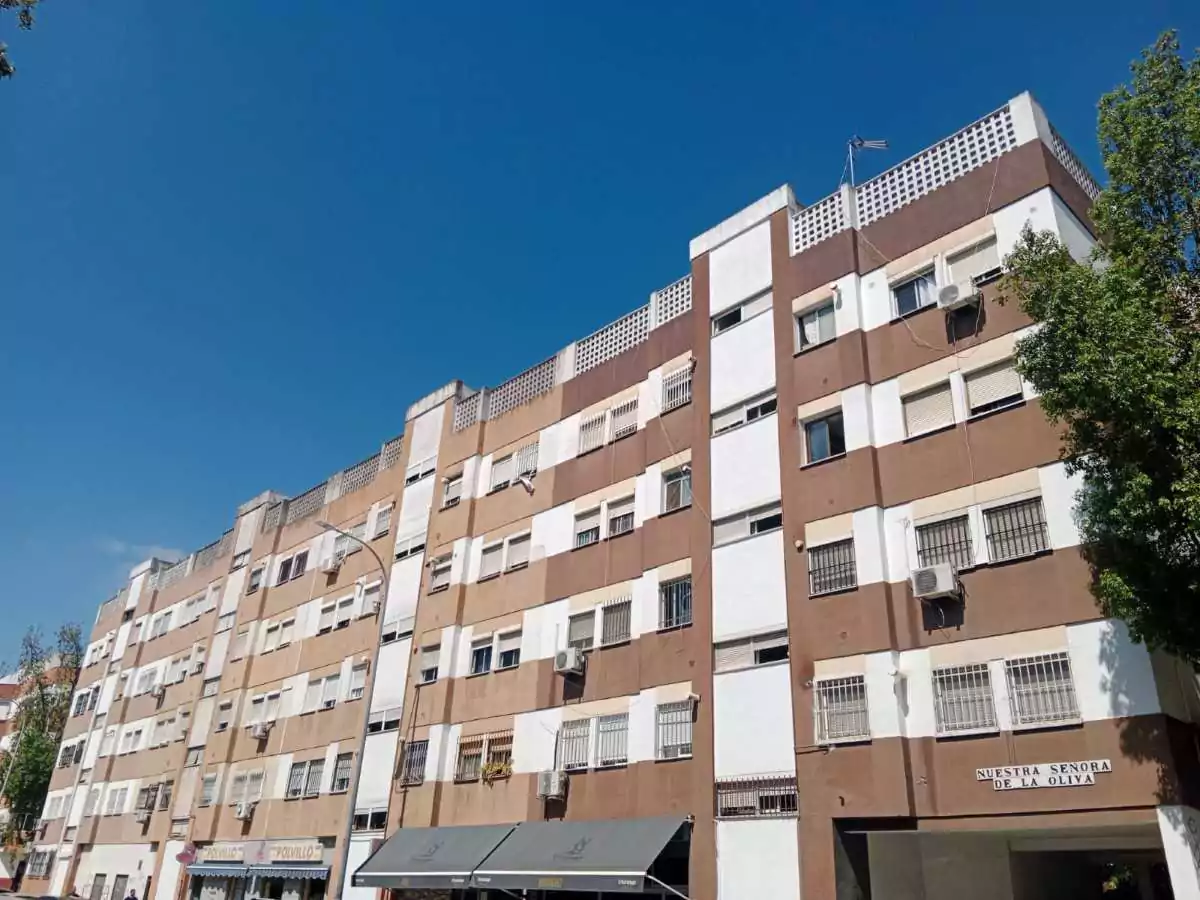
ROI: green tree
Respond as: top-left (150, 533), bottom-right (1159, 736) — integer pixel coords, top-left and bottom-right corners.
top-left (1000, 31), bottom-right (1200, 660)
top-left (0, 625), bottom-right (83, 850)
top-left (0, 0), bottom-right (40, 79)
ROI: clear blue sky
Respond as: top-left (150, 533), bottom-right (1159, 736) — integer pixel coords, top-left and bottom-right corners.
top-left (0, 1), bottom-right (1193, 664)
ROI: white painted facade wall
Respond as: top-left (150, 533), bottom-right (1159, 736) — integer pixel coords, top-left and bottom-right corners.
top-left (357, 731), bottom-right (400, 809)
top-left (711, 531), bottom-right (787, 642)
top-left (708, 220), bottom-right (773, 316)
top-left (710, 418), bottom-right (781, 520)
top-left (73, 842), bottom-right (157, 900)
top-left (713, 663), bottom-right (795, 777)
top-left (716, 819), bottom-right (802, 900)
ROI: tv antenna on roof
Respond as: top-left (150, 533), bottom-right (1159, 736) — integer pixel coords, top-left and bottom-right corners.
top-left (842, 135), bottom-right (889, 187)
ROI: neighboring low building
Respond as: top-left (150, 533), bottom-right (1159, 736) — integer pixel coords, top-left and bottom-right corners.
top-left (24, 91), bottom-right (1200, 900)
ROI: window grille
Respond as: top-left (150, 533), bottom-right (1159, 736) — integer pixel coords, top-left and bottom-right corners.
top-left (716, 774), bottom-right (799, 819)
top-left (932, 663), bottom-right (997, 735)
top-left (659, 576), bottom-right (692, 629)
top-left (485, 731), bottom-right (514, 770)
top-left (303, 759), bottom-right (324, 797)
top-left (455, 735), bottom-right (484, 782)
top-left (610, 398), bottom-right (638, 440)
top-left (579, 411), bottom-right (607, 454)
top-left (985, 498), bottom-right (1049, 562)
top-left (662, 366), bottom-right (693, 412)
top-left (596, 713), bottom-right (629, 766)
top-left (557, 719), bottom-right (591, 771)
top-left (601, 596), bottom-right (632, 645)
top-left (808, 539), bottom-right (857, 595)
top-left (1005, 652), bottom-right (1080, 728)
top-left (399, 740), bottom-right (428, 785)
top-left (916, 515), bottom-right (973, 570)
top-left (814, 676), bottom-right (870, 743)
top-left (515, 441), bottom-right (539, 477)
top-left (655, 701), bottom-right (694, 759)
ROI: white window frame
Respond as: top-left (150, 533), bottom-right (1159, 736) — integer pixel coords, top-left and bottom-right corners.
top-left (479, 542), bottom-right (504, 581)
top-left (442, 473), bottom-right (464, 509)
top-left (891, 268), bottom-right (937, 318)
top-left (428, 555), bottom-right (452, 593)
top-left (712, 502), bottom-right (783, 547)
top-left (662, 466), bottom-right (692, 513)
top-left (712, 289), bottom-right (772, 335)
top-left (795, 299), bottom-right (836, 352)
top-left (801, 409), bottom-right (847, 465)
top-left (712, 390), bottom-right (778, 436)
top-left (349, 664), bottom-right (368, 701)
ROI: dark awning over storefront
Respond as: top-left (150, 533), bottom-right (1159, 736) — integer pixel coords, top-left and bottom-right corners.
top-left (185, 865), bottom-right (249, 879)
top-left (352, 823), bottom-right (517, 890)
top-left (472, 815), bottom-right (690, 893)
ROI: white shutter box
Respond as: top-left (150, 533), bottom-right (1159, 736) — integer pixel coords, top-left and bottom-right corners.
top-left (491, 456), bottom-right (514, 490)
top-left (948, 238), bottom-right (1000, 284)
top-left (753, 631), bottom-right (789, 652)
top-left (712, 516), bottom-right (746, 546)
top-left (714, 638), bottom-right (754, 673)
top-left (576, 509), bottom-right (600, 532)
top-left (497, 632), bottom-right (521, 654)
top-left (903, 383), bottom-right (955, 436)
top-left (965, 362), bottom-right (1022, 411)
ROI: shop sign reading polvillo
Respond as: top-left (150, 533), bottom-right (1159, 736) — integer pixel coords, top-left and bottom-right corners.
top-left (976, 759), bottom-right (1112, 791)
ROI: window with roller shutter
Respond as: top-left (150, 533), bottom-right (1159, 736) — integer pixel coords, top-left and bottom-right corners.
top-left (965, 361), bottom-right (1024, 415)
top-left (574, 509), bottom-right (600, 547)
top-left (714, 630), bottom-right (789, 673)
top-left (506, 533), bottom-right (531, 570)
top-left (947, 237), bottom-right (1001, 285)
top-left (496, 631), bottom-right (521, 669)
top-left (479, 543), bottom-right (503, 580)
top-left (490, 454), bottom-right (514, 492)
top-left (567, 612), bottom-right (594, 650)
top-left (902, 383), bottom-right (955, 437)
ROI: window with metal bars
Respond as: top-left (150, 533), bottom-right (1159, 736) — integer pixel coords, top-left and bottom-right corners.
top-left (515, 441), bottom-right (539, 477)
top-left (601, 596), bottom-right (632, 645)
top-left (814, 676), bottom-right (870, 743)
top-left (716, 775), bottom-right (799, 818)
top-left (1005, 652), bottom-right (1080, 728)
top-left (578, 411), bottom-right (607, 455)
top-left (331, 752), bottom-right (353, 792)
top-left (303, 759), bottom-right (325, 797)
top-left (655, 701), bottom-right (694, 759)
top-left (915, 515), bottom-right (973, 570)
top-left (399, 740), bottom-right (428, 785)
top-left (662, 366), bottom-right (693, 413)
top-left (658, 576), bottom-right (692, 629)
top-left (485, 731), bottom-right (514, 769)
top-left (455, 735), bottom-right (485, 782)
top-left (984, 498), bottom-right (1049, 562)
top-left (610, 398), bottom-right (638, 440)
top-left (596, 713), bottom-right (629, 767)
top-left (607, 497), bottom-right (635, 537)
top-left (568, 612), bottom-right (594, 650)
top-left (282, 763), bottom-right (304, 799)
top-left (557, 719), bottom-right (591, 771)
top-left (932, 663), bottom-right (997, 735)
top-left (807, 539), bottom-right (857, 595)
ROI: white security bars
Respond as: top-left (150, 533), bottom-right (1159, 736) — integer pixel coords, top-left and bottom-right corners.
top-left (932, 663), bottom-right (997, 735)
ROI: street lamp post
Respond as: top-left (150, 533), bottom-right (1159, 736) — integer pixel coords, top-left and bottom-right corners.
top-left (316, 520), bottom-right (390, 900)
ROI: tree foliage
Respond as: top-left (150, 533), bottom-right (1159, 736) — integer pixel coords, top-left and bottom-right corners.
top-left (1000, 31), bottom-right (1200, 660)
top-left (0, 0), bottom-right (40, 79)
top-left (0, 624), bottom-right (82, 850)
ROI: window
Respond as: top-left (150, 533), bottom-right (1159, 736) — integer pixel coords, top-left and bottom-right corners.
top-left (932, 663), bottom-right (997, 735)
top-left (596, 713), bottom-right (629, 767)
top-left (320, 674), bottom-right (340, 708)
top-left (490, 454), bottom-right (514, 492)
top-left (249, 695), bottom-right (266, 724)
top-left (199, 774), bottom-right (217, 807)
top-left (216, 612), bottom-right (236, 634)
top-left (276, 556), bottom-right (293, 585)
top-left (286, 762), bottom-right (307, 799)
top-left (601, 595), bottom-right (632, 646)
top-left (714, 630), bottom-right (789, 673)
top-left (278, 618), bottom-right (295, 647)
top-left (515, 441), bottom-right (539, 477)
top-left (291, 550), bottom-right (309, 578)
top-left (567, 612), bottom-right (594, 651)
top-left (349, 664), bottom-right (367, 701)
top-left (332, 752), bottom-right (353, 792)
top-left (662, 365), bottom-right (693, 412)
top-left (263, 624), bottom-right (281, 653)
top-left (893, 270), bottom-right (936, 316)
top-left (137, 785), bottom-right (158, 811)
top-left (496, 631), bottom-right (521, 670)
top-left (717, 775), bottom-right (799, 819)
top-left (985, 498), bottom-right (1050, 562)
top-left (712, 390), bottom-right (778, 435)
top-left (185, 748), bottom-right (202, 767)
top-left (230, 628), bottom-right (249, 661)
top-left (84, 788), bottom-right (100, 817)
top-left (557, 719), bottom-right (591, 771)
top-left (603, 498), bottom-right (635, 539)
top-left (915, 515), bottom-right (973, 570)
top-left (247, 566), bottom-right (264, 594)
top-left (479, 543), bottom-right (503, 580)
top-left (713, 502), bottom-right (783, 546)
top-left (303, 678), bottom-right (321, 713)
top-left (574, 509), bottom-right (600, 548)
top-left (469, 638), bottom-right (493, 675)
top-left (304, 758), bottom-right (325, 796)
top-left (803, 411), bottom-right (846, 463)
top-left (367, 708), bottom-right (402, 733)
top-left (381, 617), bottom-right (402, 644)
top-left (373, 504), bottom-right (392, 538)
top-left (797, 301), bottom-right (836, 351)
top-left (419, 645), bottom-right (440, 684)
top-left (658, 576), bottom-right (693, 629)
top-left (406, 455), bottom-right (436, 484)
top-left (72, 692), bottom-right (88, 717)
top-left (27, 851), bottom-right (53, 878)
top-left (965, 361), bottom-right (1023, 415)
top-left (159, 781), bottom-right (173, 810)
top-left (610, 398), bottom-right (638, 440)
top-left (216, 701), bottom-right (233, 732)
top-left (903, 383), bottom-right (955, 438)
top-left (1005, 651), bottom-right (1080, 728)
top-left (170, 818), bottom-right (189, 837)
top-left (400, 740), bottom-right (428, 785)
top-left (663, 467), bottom-right (692, 513)
top-left (318, 602), bottom-right (335, 634)
top-left (394, 531), bottom-right (427, 560)
top-left (712, 290), bottom-right (772, 335)
top-left (352, 808), bottom-right (389, 832)
top-left (579, 410), bottom-right (607, 455)
top-left (485, 731), bottom-right (514, 774)
top-left (655, 701), bottom-right (694, 759)
top-left (428, 555), bottom-right (451, 593)
top-left (150, 615), bottom-right (170, 639)
top-left (336, 596), bottom-right (354, 629)
top-left (808, 539), bottom-right (857, 595)
top-left (442, 473), bottom-right (463, 508)
top-left (947, 237), bottom-right (1001, 285)
top-left (814, 675), bottom-right (869, 744)
top-left (506, 533), bottom-right (531, 571)
top-left (230, 549), bottom-right (250, 571)
top-left (455, 735), bottom-right (484, 782)
top-left (264, 691), bottom-right (281, 721)
top-left (57, 743), bottom-right (75, 767)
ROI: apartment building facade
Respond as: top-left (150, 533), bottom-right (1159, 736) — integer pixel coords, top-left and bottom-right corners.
top-left (23, 90), bottom-right (1200, 900)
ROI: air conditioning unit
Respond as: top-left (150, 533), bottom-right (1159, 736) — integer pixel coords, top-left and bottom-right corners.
top-left (321, 555), bottom-right (343, 575)
top-left (250, 721), bottom-right (273, 740)
top-left (134, 809), bottom-right (151, 825)
top-left (553, 646), bottom-right (584, 676)
top-left (150, 684), bottom-right (166, 699)
top-left (234, 801), bottom-right (256, 821)
top-left (536, 769), bottom-right (567, 800)
top-left (910, 563), bottom-right (960, 600)
top-left (937, 281), bottom-right (980, 311)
